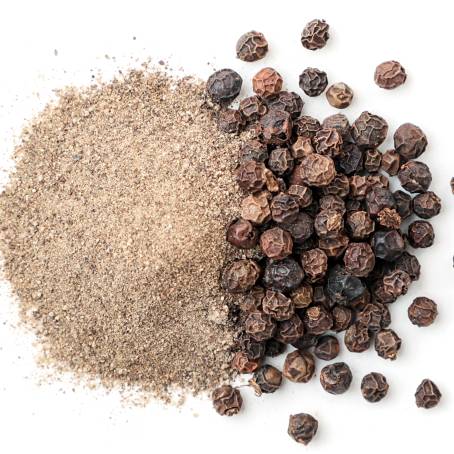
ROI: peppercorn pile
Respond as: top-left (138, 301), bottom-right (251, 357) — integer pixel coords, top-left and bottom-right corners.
top-left (208, 21), bottom-right (442, 445)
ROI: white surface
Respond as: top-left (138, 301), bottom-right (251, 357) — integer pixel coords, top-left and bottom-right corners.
top-left (0, 1), bottom-right (452, 453)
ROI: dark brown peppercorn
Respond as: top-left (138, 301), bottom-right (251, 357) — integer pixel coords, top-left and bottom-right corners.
top-left (408, 297), bottom-right (438, 327)
top-left (326, 82), bottom-right (354, 109)
top-left (394, 123), bottom-right (427, 161)
top-left (267, 91), bottom-right (304, 120)
top-left (299, 67), bottom-right (328, 96)
top-left (346, 211), bottom-right (375, 240)
top-left (372, 281), bottom-right (397, 304)
top-left (290, 136), bottom-right (315, 159)
top-left (349, 175), bottom-right (369, 200)
top-left (352, 111), bottom-right (388, 149)
top-left (235, 160), bottom-right (267, 193)
top-left (322, 113), bottom-right (351, 138)
top-left (314, 209), bottom-right (344, 238)
top-left (268, 147), bottom-right (294, 176)
top-left (301, 248), bottom-right (328, 282)
top-left (345, 198), bottom-right (364, 212)
top-left (372, 230), bottom-right (405, 261)
top-left (319, 195), bottom-right (346, 214)
top-left (283, 350), bottom-right (315, 383)
top-left (250, 365), bottom-right (282, 395)
top-left (382, 269), bottom-right (411, 299)
top-left (325, 265), bottom-right (365, 304)
top-left (314, 128), bottom-right (343, 157)
top-left (314, 335), bottom-right (340, 361)
top-left (377, 208), bottom-right (401, 230)
top-left (222, 259), bottom-right (261, 293)
top-left (322, 174), bottom-right (350, 198)
top-left (394, 251), bottom-right (420, 281)
top-left (265, 338), bottom-right (286, 357)
top-left (239, 96), bottom-right (267, 122)
top-left (238, 287), bottom-right (265, 313)
top-left (287, 185), bottom-right (313, 208)
top-left (275, 314), bottom-right (305, 344)
top-left (259, 109), bottom-right (292, 145)
top-left (288, 413), bottom-right (318, 445)
top-left (239, 139), bottom-right (269, 163)
top-left (366, 187), bottom-right (396, 218)
top-left (260, 227), bottom-right (293, 260)
top-left (304, 305), bottom-right (333, 335)
top-left (294, 115), bottom-right (322, 138)
top-left (357, 303), bottom-right (391, 332)
top-left (245, 311), bottom-right (277, 341)
top-left (218, 108), bottom-right (245, 134)
top-left (415, 379), bottom-right (441, 409)
top-left (291, 284), bottom-right (313, 309)
top-left (332, 306), bottom-right (354, 332)
top-left (241, 192), bottom-right (271, 225)
top-left (361, 372), bottom-right (389, 402)
top-left (364, 148), bottom-right (382, 173)
top-left (320, 362), bottom-right (352, 394)
top-left (381, 149), bottom-right (400, 176)
top-left (231, 350), bottom-right (261, 373)
top-left (212, 385), bottom-right (242, 416)
top-left (393, 190), bottom-right (413, 219)
top-left (299, 154), bottom-right (337, 187)
top-left (301, 19), bottom-right (330, 50)
top-left (374, 60), bottom-right (407, 89)
top-left (291, 333), bottom-right (319, 350)
top-left (262, 289), bottom-right (294, 321)
top-left (270, 192), bottom-right (299, 224)
top-left (398, 161), bottom-right (432, 193)
top-left (343, 242), bottom-right (375, 277)
top-left (281, 212), bottom-right (314, 244)
top-left (344, 322), bottom-right (371, 353)
top-left (318, 233), bottom-right (350, 258)
top-left (413, 191), bottom-right (441, 219)
top-left (375, 329), bottom-right (401, 360)
top-left (226, 218), bottom-right (259, 249)
top-left (236, 31), bottom-right (268, 62)
top-left (337, 142), bottom-right (363, 175)
top-left (206, 69), bottom-right (242, 105)
top-left (407, 220), bottom-right (435, 248)
top-left (263, 257), bottom-right (304, 293)
top-left (253, 67), bottom-right (283, 99)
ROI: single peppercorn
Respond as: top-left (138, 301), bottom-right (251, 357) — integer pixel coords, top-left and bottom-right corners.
top-left (349, 175), bottom-right (369, 200)
top-left (301, 19), bottom-right (329, 50)
top-left (415, 379), bottom-right (441, 409)
top-left (231, 350), bottom-right (261, 373)
top-left (245, 311), bottom-right (277, 341)
top-left (291, 284), bottom-right (313, 309)
top-left (394, 251), bottom-right (420, 281)
top-left (221, 259), bottom-right (261, 293)
top-left (270, 192), bottom-right (299, 224)
top-left (263, 257), bottom-right (304, 293)
top-left (382, 269), bottom-right (411, 299)
top-left (259, 109), bottom-right (292, 145)
top-left (303, 305), bottom-right (334, 335)
top-left (290, 136), bottom-right (314, 159)
top-left (253, 67), bottom-right (283, 99)
top-left (268, 147), bottom-right (294, 176)
top-left (239, 96), bottom-right (268, 122)
top-left (260, 227), bottom-right (293, 260)
top-left (282, 350), bottom-right (315, 383)
top-left (332, 305), bottom-right (354, 332)
top-left (267, 91), bottom-right (304, 119)
top-left (393, 190), bottom-right (413, 219)
top-left (262, 289), bottom-right (294, 321)
top-left (357, 303), bottom-right (391, 333)
top-left (291, 333), bottom-right (319, 350)
top-left (407, 220), bottom-right (435, 248)
top-left (301, 248), bottom-right (328, 282)
top-left (344, 322), bottom-right (371, 353)
top-left (299, 154), bottom-right (337, 187)
top-left (372, 230), bottom-right (405, 261)
top-left (250, 365), bottom-right (282, 395)
top-left (288, 413), bottom-right (318, 445)
top-left (322, 113), bottom-right (351, 138)
top-left (346, 211), bottom-right (375, 240)
top-left (275, 314), bottom-right (305, 344)
top-left (375, 329), bottom-right (401, 360)
top-left (314, 209), bottom-right (344, 238)
top-left (238, 287), bottom-right (265, 313)
top-left (319, 233), bottom-right (350, 258)
top-left (343, 242), bottom-right (375, 277)
top-left (235, 160), bottom-right (267, 193)
top-left (314, 335), bottom-right (340, 361)
top-left (412, 191), bottom-right (441, 219)
top-left (320, 362), bottom-right (352, 394)
top-left (241, 191), bottom-right (271, 225)
top-left (381, 149), bottom-right (400, 176)
top-left (408, 297), bottom-right (438, 327)
top-left (364, 148), bottom-right (382, 173)
top-left (336, 142), bottom-right (363, 175)
top-left (326, 82), bottom-right (354, 109)
top-left (236, 332), bottom-right (266, 360)
top-left (212, 385), bottom-right (242, 416)
top-left (352, 111), bottom-right (388, 149)
top-left (299, 67), bottom-right (328, 96)
top-left (206, 69), bottom-right (242, 105)
top-left (314, 128), bottom-right (343, 157)
top-left (218, 108), bottom-right (245, 134)
top-left (287, 185), bottom-right (313, 208)
top-left (239, 139), bottom-right (269, 163)
top-left (325, 265), bottom-right (365, 305)
top-left (377, 208), bottom-right (401, 230)
top-left (319, 195), bottom-right (346, 214)
top-left (366, 187), bottom-right (396, 218)
top-left (265, 338), bottom-right (286, 357)
top-left (394, 123), bottom-right (427, 161)
top-left (398, 161), bottom-right (432, 193)
top-left (281, 212), bottom-right (314, 244)
top-left (294, 115), bottom-right (322, 138)
top-left (374, 60), bottom-right (407, 89)
top-left (361, 372), bottom-right (389, 402)
top-left (226, 218), bottom-right (259, 249)
top-left (236, 31), bottom-right (268, 62)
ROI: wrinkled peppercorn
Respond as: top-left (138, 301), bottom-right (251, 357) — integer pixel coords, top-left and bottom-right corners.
top-left (374, 60), bottom-right (407, 89)
top-left (398, 161), bottom-right (432, 193)
top-left (372, 230), bottom-right (405, 261)
top-left (352, 111), bottom-right (388, 149)
top-left (299, 67), bottom-right (328, 96)
top-left (236, 31), bottom-right (268, 62)
top-left (326, 82), bottom-right (354, 109)
top-left (212, 385), bottom-right (242, 416)
top-left (319, 195), bottom-right (346, 214)
top-left (357, 303), bottom-right (390, 332)
top-left (253, 67), bottom-right (283, 98)
top-left (415, 379), bottom-right (441, 409)
top-left (346, 211), bottom-right (375, 240)
top-left (314, 209), bottom-right (344, 238)
top-left (314, 128), bottom-right (343, 157)
top-left (206, 69), bottom-right (243, 105)
top-left (232, 350), bottom-right (262, 373)
top-left (314, 335), bottom-right (340, 361)
top-left (363, 148), bottom-right (382, 173)
top-left (281, 212), bottom-right (314, 244)
top-left (291, 284), bottom-right (313, 309)
top-left (322, 174), bottom-right (350, 198)
top-left (260, 227), bottom-right (293, 260)
top-left (239, 139), bottom-right (269, 163)
top-left (218, 108), bottom-right (245, 134)
top-left (265, 338), bottom-right (286, 357)
top-left (301, 18), bottom-right (329, 50)
top-left (222, 259), bottom-right (261, 293)
top-left (375, 329), bottom-right (401, 360)
top-left (323, 113), bottom-right (351, 138)
top-left (394, 251), bottom-right (420, 281)
top-left (238, 287), bottom-right (265, 313)
top-left (291, 136), bottom-right (315, 159)
top-left (361, 372), bottom-right (389, 402)
top-left (343, 242), bottom-right (375, 277)
top-left (320, 362), bottom-right (352, 394)
top-left (332, 305), bottom-right (354, 332)
top-left (336, 142), bottom-right (363, 175)
top-left (283, 350), bottom-right (315, 382)
top-left (270, 192), bottom-right (299, 224)
top-left (268, 147), bottom-right (294, 176)
top-left (259, 109), bottom-right (292, 145)
top-left (407, 220), bottom-right (434, 248)
top-left (291, 333), bottom-right (319, 350)
top-left (241, 191), bottom-right (272, 225)
top-left (267, 91), bottom-right (304, 119)
top-left (372, 281), bottom-right (397, 304)
top-left (263, 257), bottom-right (304, 293)
top-left (288, 413), bottom-right (318, 445)
top-left (393, 190), bottom-right (413, 219)
top-left (366, 187), bottom-right (395, 218)
top-left (381, 149), bottom-right (400, 176)
top-left (344, 322), bottom-right (371, 353)
top-left (326, 265), bottom-right (365, 304)
top-left (394, 123), bottom-right (427, 161)
top-left (287, 185), bottom-right (313, 208)
top-left (262, 289), bottom-right (294, 321)
top-left (304, 305), bottom-right (334, 335)
top-left (301, 248), bottom-right (328, 282)
top-left (299, 154), bottom-right (337, 187)
top-left (319, 233), bottom-right (350, 258)
top-left (382, 269), bottom-right (411, 299)
top-left (275, 314), bottom-right (305, 344)
top-left (245, 311), bottom-right (277, 341)
top-left (250, 365), bottom-right (282, 395)
top-left (413, 191), bottom-right (441, 219)
top-left (349, 175), bottom-right (369, 200)
top-left (408, 297), bottom-right (438, 327)
top-left (294, 115), bottom-right (322, 138)
top-left (237, 332), bottom-right (266, 359)
top-left (235, 160), bottom-right (267, 193)
top-left (377, 208), bottom-right (401, 230)
top-left (239, 96), bottom-right (268, 122)
top-left (227, 218), bottom-right (259, 249)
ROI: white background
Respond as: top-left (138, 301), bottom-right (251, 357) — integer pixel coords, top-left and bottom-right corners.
top-left (0, 1), bottom-right (452, 453)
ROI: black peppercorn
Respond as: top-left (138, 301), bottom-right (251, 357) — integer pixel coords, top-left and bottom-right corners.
top-left (320, 362), bottom-right (352, 394)
top-left (326, 82), bottom-right (354, 109)
top-left (357, 302), bottom-right (390, 332)
top-left (412, 191), bottom-right (441, 219)
top-left (393, 251), bottom-right (420, 281)
top-left (332, 305), bottom-right (354, 332)
top-left (283, 350), bottom-right (315, 383)
top-left (226, 218), bottom-right (259, 249)
top-left (375, 329), bottom-right (401, 360)
top-left (239, 96), bottom-right (268, 122)
top-left (236, 31), bottom-right (268, 62)
top-left (231, 350), bottom-right (261, 373)
top-left (238, 287), bottom-right (265, 313)
top-left (343, 242), bottom-right (375, 277)
top-left (408, 297), bottom-right (438, 327)
top-left (218, 108), bottom-right (245, 134)
top-left (346, 211), bottom-right (375, 240)
top-left (267, 91), bottom-right (304, 119)
top-left (268, 147), bottom-right (294, 176)
top-left (393, 190), bottom-right (413, 219)
top-left (394, 123), bottom-right (427, 161)
top-left (314, 335), bottom-right (340, 361)
top-left (212, 385), bottom-right (242, 416)
top-left (241, 192), bottom-right (271, 225)
top-left (372, 230), bottom-right (405, 261)
top-left (301, 19), bottom-right (329, 50)
top-left (361, 372), bottom-right (389, 402)
top-left (374, 61), bottom-right (407, 89)
top-left (245, 311), bottom-right (277, 341)
top-left (288, 413), bottom-right (318, 445)
top-left (262, 289), bottom-right (294, 321)
top-left (303, 305), bottom-right (334, 335)
top-left (325, 265), bottom-right (365, 305)
top-left (299, 67), bottom-right (328, 96)
top-left (344, 322), bottom-right (371, 353)
top-left (265, 338), bottom-right (286, 357)
top-left (294, 115), bottom-right (322, 138)
top-left (398, 161), bottom-right (432, 193)
top-left (352, 111), bottom-right (388, 149)
top-left (253, 67), bottom-right (283, 99)
top-left (407, 220), bottom-right (435, 248)
top-left (415, 379), bottom-right (441, 409)
top-left (275, 314), bottom-right (305, 344)
top-left (263, 257), bottom-right (304, 293)
top-left (250, 365), bottom-right (282, 395)
top-left (281, 212), bottom-right (314, 244)
top-left (301, 248), bottom-right (328, 282)
top-left (270, 192), bottom-right (299, 224)
top-left (381, 149), bottom-right (400, 176)
top-left (259, 109), bottom-right (293, 145)
top-left (239, 139), bottom-right (269, 163)
top-left (221, 259), bottom-right (261, 293)
top-left (260, 227), bottom-right (293, 260)
top-left (314, 128), bottom-right (343, 158)
top-left (206, 69), bottom-right (242, 105)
